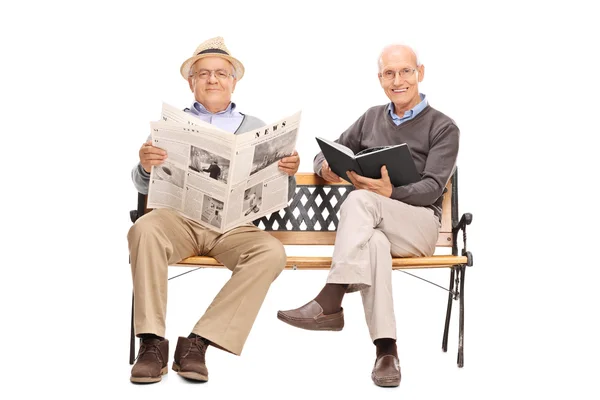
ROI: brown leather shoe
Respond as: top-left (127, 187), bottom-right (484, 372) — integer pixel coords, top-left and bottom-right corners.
top-left (277, 300), bottom-right (344, 331)
top-left (371, 354), bottom-right (401, 387)
top-left (130, 338), bottom-right (169, 383)
top-left (172, 336), bottom-right (209, 382)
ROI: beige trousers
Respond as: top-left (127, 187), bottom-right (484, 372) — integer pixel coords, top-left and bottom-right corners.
top-left (326, 190), bottom-right (440, 342)
top-left (127, 208), bottom-right (286, 356)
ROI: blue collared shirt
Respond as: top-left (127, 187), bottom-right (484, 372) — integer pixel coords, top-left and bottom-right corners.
top-left (387, 93), bottom-right (428, 126)
top-left (185, 101), bottom-right (244, 133)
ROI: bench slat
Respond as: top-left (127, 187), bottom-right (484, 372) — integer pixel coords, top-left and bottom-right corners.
top-left (295, 174), bottom-right (351, 186)
top-left (176, 255), bottom-right (467, 270)
top-left (268, 231), bottom-right (453, 247)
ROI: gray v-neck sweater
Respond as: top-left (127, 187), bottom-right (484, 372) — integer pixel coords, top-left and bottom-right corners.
top-left (313, 104), bottom-right (459, 221)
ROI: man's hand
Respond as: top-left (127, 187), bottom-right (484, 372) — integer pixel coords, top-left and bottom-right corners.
top-left (347, 166), bottom-right (393, 197)
top-left (139, 140), bottom-right (167, 173)
top-left (320, 160), bottom-right (341, 182)
top-left (278, 150), bottom-right (300, 176)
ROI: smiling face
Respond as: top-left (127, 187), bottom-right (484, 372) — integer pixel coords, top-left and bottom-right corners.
top-left (188, 56), bottom-right (237, 113)
top-left (378, 45), bottom-right (424, 115)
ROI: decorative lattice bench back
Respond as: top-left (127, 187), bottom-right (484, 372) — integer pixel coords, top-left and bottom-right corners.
top-left (253, 173), bottom-right (453, 247)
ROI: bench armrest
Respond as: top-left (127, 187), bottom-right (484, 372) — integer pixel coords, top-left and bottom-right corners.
top-left (452, 212), bottom-right (473, 266)
top-left (130, 193), bottom-right (148, 223)
top-left (455, 213), bottom-right (472, 231)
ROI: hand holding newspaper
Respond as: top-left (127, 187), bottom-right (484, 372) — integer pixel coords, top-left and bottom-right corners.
top-left (147, 103), bottom-right (301, 233)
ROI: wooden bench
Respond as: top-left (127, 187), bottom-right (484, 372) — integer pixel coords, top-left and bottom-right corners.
top-left (129, 171), bottom-right (473, 366)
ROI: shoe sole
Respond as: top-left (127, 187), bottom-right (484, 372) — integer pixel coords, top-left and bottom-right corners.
top-left (130, 366), bottom-right (168, 383)
top-left (172, 362), bottom-right (208, 382)
top-left (277, 311), bottom-right (344, 331)
top-left (372, 375), bottom-right (400, 387)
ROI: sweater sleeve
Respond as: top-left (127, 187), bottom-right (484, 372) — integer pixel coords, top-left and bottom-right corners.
top-left (287, 175), bottom-right (296, 201)
top-left (131, 134), bottom-right (152, 194)
top-left (391, 123), bottom-right (459, 206)
top-left (132, 163), bottom-right (150, 194)
top-left (313, 113), bottom-right (366, 176)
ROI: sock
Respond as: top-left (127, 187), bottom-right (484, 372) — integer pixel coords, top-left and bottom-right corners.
top-left (139, 333), bottom-right (163, 341)
top-left (375, 338), bottom-right (398, 358)
top-left (188, 333), bottom-right (209, 343)
top-left (314, 283), bottom-right (348, 315)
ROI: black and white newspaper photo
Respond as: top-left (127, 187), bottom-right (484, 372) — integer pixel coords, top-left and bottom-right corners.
top-left (243, 183), bottom-right (263, 217)
top-left (250, 128), bottom-right (298, 176)
top-left (200, 195), bottom-right (224, 229)
top-left (147, 104), bottom-right (301, 233)
top-left (189, 146), bottom-right (231, 184)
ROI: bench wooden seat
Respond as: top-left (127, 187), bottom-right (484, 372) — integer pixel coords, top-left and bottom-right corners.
top-left (129, 171), bottom-right (473, 367)
top-left (178, 254), bottom-right (468, 269)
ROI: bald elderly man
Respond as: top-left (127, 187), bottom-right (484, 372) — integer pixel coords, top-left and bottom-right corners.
top-left (277, 43), bottom-right (459, 387)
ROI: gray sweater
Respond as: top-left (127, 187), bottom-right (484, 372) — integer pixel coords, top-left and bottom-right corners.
top-left (313, 105), bottom-right (459, 221)
top-left (132, 113), bottom-right (297, 200)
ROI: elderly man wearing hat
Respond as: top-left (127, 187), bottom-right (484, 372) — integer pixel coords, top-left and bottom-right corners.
top-left (128, 37), bottom-right (300, 384)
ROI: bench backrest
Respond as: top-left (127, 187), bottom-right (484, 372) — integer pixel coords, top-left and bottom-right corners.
top-left (254, 172), bottom-right (455, 248)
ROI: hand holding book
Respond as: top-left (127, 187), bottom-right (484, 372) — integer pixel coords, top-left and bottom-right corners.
top-left (346, 166), bottom-right (393, 197)
top-left (320, 160), bottom-right (342, 182)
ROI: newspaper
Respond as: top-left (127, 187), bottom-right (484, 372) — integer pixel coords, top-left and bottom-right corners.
top-left (147, 103), bottom-right (301, 233)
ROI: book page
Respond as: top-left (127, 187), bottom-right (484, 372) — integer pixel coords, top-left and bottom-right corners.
top-left (356, 145), bottom-right (394, 157)
top-left (316, 136), bottom-right (355, 157)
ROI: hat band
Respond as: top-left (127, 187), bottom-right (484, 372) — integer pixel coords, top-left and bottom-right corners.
top-left (197, 48), bottom-right (229, 56)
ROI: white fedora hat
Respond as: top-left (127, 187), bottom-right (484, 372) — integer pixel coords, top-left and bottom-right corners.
top-left (180, 36), bottom-right (245, 81)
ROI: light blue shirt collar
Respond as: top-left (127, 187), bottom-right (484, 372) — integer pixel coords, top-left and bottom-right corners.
top-left (186, 101), bottom-right (244, 133)
top-left (387, 93), bottom-right (428, 126)
top-left (192, 101), bottom-right (238, 115)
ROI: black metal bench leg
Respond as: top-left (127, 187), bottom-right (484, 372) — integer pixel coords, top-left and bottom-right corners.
top-left (442, 267), bottom-right (456, 352)
top-left (129, 292), bottom-right (136, 365)
top-left (457, 265), bottom-right (466, 367)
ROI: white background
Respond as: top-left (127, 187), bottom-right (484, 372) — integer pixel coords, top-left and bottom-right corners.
top-left (1, 0), bottom-right (599, 398)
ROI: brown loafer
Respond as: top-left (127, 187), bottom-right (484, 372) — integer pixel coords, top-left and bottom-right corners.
top-left (371, 354), bottom-right (401, 387)
top-left (130, 338), bottom-right (169, 383)
top-left (172, 336), bottom-right (209, 382)
top-left (277, 300), bottom-right (344, 331)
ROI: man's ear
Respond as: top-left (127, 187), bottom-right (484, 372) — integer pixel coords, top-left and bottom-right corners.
top-left (417, 64), bottom-right (425, 83)
top-left (188, 77), bottom-right (194, 92)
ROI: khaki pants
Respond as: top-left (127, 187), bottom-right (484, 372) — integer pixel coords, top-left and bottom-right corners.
top-left (127, 208), bottom-right (286, 355)
top-left (326, 190), bottom-right (440, 342)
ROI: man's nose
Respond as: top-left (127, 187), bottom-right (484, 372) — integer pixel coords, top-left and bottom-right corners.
top-left (207, 72), bottom-right (218, 83)
top-left (393, 72), bottom-right (404, 85)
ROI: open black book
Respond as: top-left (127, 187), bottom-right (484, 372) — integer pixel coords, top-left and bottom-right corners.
top-left (316, 137), bottom-right (421, 187)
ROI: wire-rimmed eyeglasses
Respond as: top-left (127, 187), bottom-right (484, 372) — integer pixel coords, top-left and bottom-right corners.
top-left (379, 68), bottom-right (417, 81)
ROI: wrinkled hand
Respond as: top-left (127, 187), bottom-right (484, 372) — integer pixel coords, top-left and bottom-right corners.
top-left (278, 150), bottom-right (300, 176)
top-left (320, 160), bottom-right (341, 182)
top-left (347, 166), bottom-right (393, 197)
top-left (139, 140), bottom-right (167, 173)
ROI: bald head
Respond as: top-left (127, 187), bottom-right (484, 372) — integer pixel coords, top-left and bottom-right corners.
top-left (377, 43), bottom-right (425, 116)
top-left (377, 44), bottom-right (420, 72)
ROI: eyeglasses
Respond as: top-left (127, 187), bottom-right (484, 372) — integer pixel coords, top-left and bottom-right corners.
top-left (191, 69), bottom-right (235, 80)
top-left (379, 68), bottom-right (417, 81)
